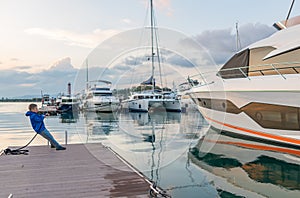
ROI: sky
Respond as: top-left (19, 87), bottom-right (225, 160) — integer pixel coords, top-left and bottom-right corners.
top-left (0, 0), bottom-right (299, 97)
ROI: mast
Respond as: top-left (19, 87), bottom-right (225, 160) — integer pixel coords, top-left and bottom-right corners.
top-left (150, 0), bottom-right (155, 91)
top-left (86, 59), bottom-right (89, 90)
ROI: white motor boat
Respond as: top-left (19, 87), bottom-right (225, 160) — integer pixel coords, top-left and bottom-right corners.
top-left (188, 15), bottom-right (300, 148)
top-left (83, 80), bottom-right (119, 112)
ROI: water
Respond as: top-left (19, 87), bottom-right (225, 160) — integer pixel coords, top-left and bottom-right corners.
top-left (1, 102), bottom-right (300, 198)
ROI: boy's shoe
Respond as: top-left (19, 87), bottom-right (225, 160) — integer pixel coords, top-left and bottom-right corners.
top-left (50, 145), bottom-right (55, 148)
top-left (56, 146), bottom-right (66, 151)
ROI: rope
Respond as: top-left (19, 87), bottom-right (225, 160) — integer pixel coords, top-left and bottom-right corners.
top-left (1, 133), bottom-right (38, 155)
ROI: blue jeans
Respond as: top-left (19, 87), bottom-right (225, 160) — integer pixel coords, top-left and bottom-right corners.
top-left (40, 129), bottom-right (62, 149)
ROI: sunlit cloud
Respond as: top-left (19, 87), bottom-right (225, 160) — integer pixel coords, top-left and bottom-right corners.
top-left (121, 18), bottom-right (132, 24)
top-left (141, 0), bottom-right (174, 16)
top-left (154, 0), bottom-right (173, 16)
top-left (18, 83), bottom-right (35, 87)
top-left (10, 58), bottom-right (19, 61)
top-left (24, 28), bottom-right (120, 49)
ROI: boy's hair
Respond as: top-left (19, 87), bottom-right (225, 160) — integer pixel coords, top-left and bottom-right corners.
top-left (28, 103), bottom-right (38, 111)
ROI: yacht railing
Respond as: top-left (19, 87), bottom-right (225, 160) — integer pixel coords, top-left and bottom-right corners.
top-left (217, 62), bottom-right (300, 80)
top-left (184, 62), bottom-right (300, 88)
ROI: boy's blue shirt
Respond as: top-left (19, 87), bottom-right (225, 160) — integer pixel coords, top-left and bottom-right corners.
top-left (25, 111), bottom-right (46, 133)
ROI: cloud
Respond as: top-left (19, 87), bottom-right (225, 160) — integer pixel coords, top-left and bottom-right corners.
top-left (18, 83), bottom-right (36, 87)
top-left (14, 66), bottom-right (32, 70)
top-left (49, 57), bottom-right (75, 71)
top-left (0, 57), bottom-right (79, 97)
top-left (154, 0), bottom-right (173, 16)
top-left (24, 28), bottom-right (120, 48)
top-left (10, 58), bottom-right (19, 61)
top-left (121, 18), bottom-right (132, 24)
top-left (166, 54), bottom-right (194, 68)
top-left (0, 61), bottom-right (2, 64)
top-left (195, 23), bottom-right (276, 64)
top-left (141, 0), bottom-right (173, 16)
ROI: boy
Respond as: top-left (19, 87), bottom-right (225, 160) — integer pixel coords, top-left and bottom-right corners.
top-left (25, 103), bottom-right (66, 150)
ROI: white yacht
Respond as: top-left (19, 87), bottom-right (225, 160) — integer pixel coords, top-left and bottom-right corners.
top-left (123, 0), bottom-right (181, 112)
top-left (83, 80), bottom-right (119, 112)
top-left (188, 15), bottom-right (300, 147)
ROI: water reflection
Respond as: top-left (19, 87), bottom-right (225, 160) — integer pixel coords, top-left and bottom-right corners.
top-left (190, 127), bottom-right (300, 198)
top-left (81, 110), bottom-right (215, 197)
top-left (59, 112), bottom-right (79, 123)
top-left (85, 112), bottom-right (118, 137)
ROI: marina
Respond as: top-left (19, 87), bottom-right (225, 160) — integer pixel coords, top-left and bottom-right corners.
top-left (2, 102), bottom-right (300, 197)
top-left (1, 0), bottom-right (300, 197)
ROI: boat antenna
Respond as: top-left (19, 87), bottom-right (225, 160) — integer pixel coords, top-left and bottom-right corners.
top-left (285, 0), bottom-right (295, 27)
top-left (150, 0), bottom-right (155, 92)
top-left (235, 21), bottom-right (242, 52)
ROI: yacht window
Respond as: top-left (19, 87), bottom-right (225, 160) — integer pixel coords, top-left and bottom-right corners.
top-left (138, 96), bottom-right (144, 99)
top-left (62, 99), bottom-right (73, 103)
top-left (94, 93), bottom-right (112, 96)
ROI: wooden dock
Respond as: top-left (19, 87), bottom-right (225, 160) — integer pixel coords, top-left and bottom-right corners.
top-left (0, 144), bottom-right (150, 198)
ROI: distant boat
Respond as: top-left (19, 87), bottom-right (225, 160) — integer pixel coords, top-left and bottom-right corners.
top-left (123, 0), bottom-right (181, 112)
top-left (38, 93), bottom-right (57, 115)
top-left (83, 80), bottom-right (119, 112)
top-left (188, 15), bottom-right (300, 147)
top-left (57, 83), bottom-right (80, 113)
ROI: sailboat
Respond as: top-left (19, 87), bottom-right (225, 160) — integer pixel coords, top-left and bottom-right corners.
top-left (123, 0), bottom-right (181, 112)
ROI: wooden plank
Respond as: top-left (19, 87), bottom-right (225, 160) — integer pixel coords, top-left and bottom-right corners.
top-left (0, 144), bottom-right (149, 198)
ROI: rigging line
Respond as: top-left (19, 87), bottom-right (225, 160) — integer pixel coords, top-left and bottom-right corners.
top-left (150, 0), bottom-right (155, 92)
top-left (129, 0), bottom-right (150, 93)
top-left (285, 0), bottom-right (295, 26)
top-left (153, 12), bottom-right (164, 89)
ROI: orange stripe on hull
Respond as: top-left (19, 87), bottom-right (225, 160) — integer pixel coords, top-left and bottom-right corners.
top-left (205, 116), bottom-right (300, 146)
top-left (205, 139), bottom-right (300, 157)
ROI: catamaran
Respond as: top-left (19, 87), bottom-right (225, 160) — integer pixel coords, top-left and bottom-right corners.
top-left (123, 0), bottom-right (181, 112)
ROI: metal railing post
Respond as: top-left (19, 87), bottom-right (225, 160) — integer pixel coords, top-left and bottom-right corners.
top-left (271, 64), bottom-right (286, 79)
top-left (65, 130), bottom-right (68, 145)
top-left (238, 68), bottom-right (250, 80)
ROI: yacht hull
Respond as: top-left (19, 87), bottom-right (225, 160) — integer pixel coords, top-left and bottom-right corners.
top-left (163, 100), bottom-right (182, 112)
top-left (127, 99), bottom-right (181, 112)
top-left (189, 80), bottom-right (300, 147)
top-left (84, 100), bottom-right (119, 112)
